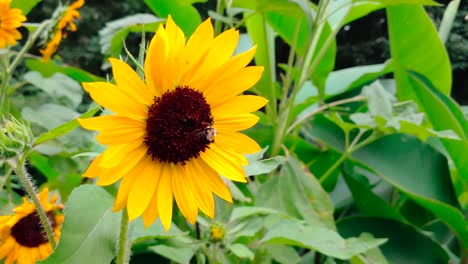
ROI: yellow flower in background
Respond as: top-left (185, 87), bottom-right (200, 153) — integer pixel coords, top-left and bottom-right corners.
top-left (40, 0), bottom-right (84, 61)
top-left (79, 16), bottom-right (266, 230)
top-left (57, 0), bottom-right (84, 36)
top-left (0, 0), bottom-right (26, 49)
top-left (0, 189), bottom-right (64, 264)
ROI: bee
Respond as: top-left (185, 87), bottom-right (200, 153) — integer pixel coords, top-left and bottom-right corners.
top-left (194, 125), bottom-right (217, 144)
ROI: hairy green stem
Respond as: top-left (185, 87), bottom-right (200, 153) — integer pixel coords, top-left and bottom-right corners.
top-left (15, 152), bottom-right (57, 248)
top-left (214, 0), bottom-right (225, 36)
top-left (116, 209), bottom-right (131, 264)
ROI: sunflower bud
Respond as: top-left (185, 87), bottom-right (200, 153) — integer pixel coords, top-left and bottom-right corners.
top-left (0, 116), bottom-right (34, 158)
top-left (209, 222), bottom-right (226, 241)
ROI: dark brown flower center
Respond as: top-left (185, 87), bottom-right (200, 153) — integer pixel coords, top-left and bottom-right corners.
top-left (144, 86), bottom-right (215, 165)
top-left (10, 212), bottom-right (57, 247)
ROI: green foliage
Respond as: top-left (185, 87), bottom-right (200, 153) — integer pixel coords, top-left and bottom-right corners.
top-left (1, 0), bottom-right (467, 263)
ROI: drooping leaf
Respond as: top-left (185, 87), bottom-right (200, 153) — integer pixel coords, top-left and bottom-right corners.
top-left (40, 185), bottom-right (121, 264)
top-left (262, 219), bottom-right (387, 260)
top-left (99, 14), bottom-right (163, 59)
top-left (229, 244), bottom-right (255, 260)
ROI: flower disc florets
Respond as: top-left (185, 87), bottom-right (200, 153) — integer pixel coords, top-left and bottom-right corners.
top-left (144, 86), bottom-right (214, 165)
top-left (10, 212), bottom-right (57, 247)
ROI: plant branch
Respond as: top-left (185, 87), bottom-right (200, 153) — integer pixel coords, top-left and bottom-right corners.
top-left (116, 209), bottom-right (131, 264)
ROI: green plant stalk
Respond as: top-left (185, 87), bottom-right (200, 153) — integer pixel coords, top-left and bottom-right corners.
top-left (214, 0), bottom-right (225, 36)
top-left (271, 0), bottom-right (331, 156)
top-left (116, 209), bottom-right (130, 264)
top-left (0, 21), bottom-right (49, 115)
top-left (15, 151), bottom-right (57, 249)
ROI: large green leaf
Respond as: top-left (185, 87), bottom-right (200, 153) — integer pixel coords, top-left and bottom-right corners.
top-left (338, 217), bottom-right (449, 263)
top-left (407, 71), bottom-right (468, 208)
top-left (309, 116), bottom-right (468, 247)
top-left (256, 156), bottom-right (335, 229)
top-left (40, 185), bottom-right (121, 264)
top-left (387, 5), bottom-right (451, 98)
top-left (263, 219), bottom-right (387, 260)
top-left (144, 0), bottom-right (204, 36)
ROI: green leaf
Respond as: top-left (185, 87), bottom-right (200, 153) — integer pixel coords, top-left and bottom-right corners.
top-left (229, 244), bottom-right (255, 260)
top-left (24, 72), bottom-right (83, 108)
top-left (343, 169), bottom-right (404, 221)
top-left (362, 81), bottom-right (395, 119)
top-left (338, 217), bottom-right (449, 263)
top-left (350, 234), bottom-right (389, 264)
top-left (245, 13), bottom-right (276, 108)
top-left (34, 105), bottom-right (99, 146)
top-left (148, 236), bottom-right (197, 264)
top-left (406, 71), bottom-right (468, 211)
top-left (263, 219), bottom-right (387, 260)
top-left (309, 116), bottom-right (468, 247)
top-left (144, 0), bottom-right (204, 36)
top-left (438, 0), bottom-right (461, 44)
top-left (267, 244), bottom-right (301, 264)
top-left (244, 149), bottom-right (287, 176)
top-left (387, 5), bottom-right (451, 98)
top-left (25, 59), bottom-right (105, 83)
top-left (256, 156), bottom-right (335, 229)
top-left (99, 14), bottom-right (163, 58)
top-left (10, 0), bottom-right (41, 15)
top-left (40, 185), bottom-right (121, 264)
top-left (22, 104), bottom-right (81, 130)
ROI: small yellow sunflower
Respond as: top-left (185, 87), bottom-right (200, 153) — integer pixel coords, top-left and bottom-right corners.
top-left (78, 16), bottom-right (266, 230)
top-left (0, 0), bottom-right (26, 49)
top-left (40, 0), bottom-right (84, 61)
top-left (0, 188), bottom-right (64, 264)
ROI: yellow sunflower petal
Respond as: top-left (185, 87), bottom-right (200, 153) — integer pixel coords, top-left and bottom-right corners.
top-left (96, 144), bottom-right (147, 186)
top-left (188, 45), bottom-right (256, 90)
top-left (145, 24), bottom-right (169, 96)
top-left (157, 163), bottom-right (173, 231)
top-left (113, 163), bottom-right (145, 212)
top-left (100, 142), bottom-right (144, 168)
top-left (82, 82), bottom-right (147, 120)
top-left (142, 188), bottom-right (160, 228)
top-left (187, 28), bottom-right (239, 86)
top-left (109, 58), bottom-right (155, 104)
top-left (78, 115), bottom-right (144, 131)
top-left (173, 165), bottom-right (198, 224)
top-left (83, 155), bottom-right (103, 178)
top-left (192, 158), bottom-right (232, 203)
top-left (204, 66), bottom-right (264, 105)
top-left (96, 123), bottom-right (146, 145)
top-left (186, 162), bottom-right (215, 218)
top-left (200, 146), bottom-right (247, 182)
top-left (211, 95), bottom-right (268, 117)
top-left (215, 130), bottom-right (261, 154)
top-left (179, 18), bottom-right (214, 86)
top-left (214, 113), bottom-right (260, 131)
top-left (161, 15), bottom-right (186, 92)
top-left (127, 157), bottom-right (161, 221)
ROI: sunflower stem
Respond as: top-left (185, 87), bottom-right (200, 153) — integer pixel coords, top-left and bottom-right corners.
top-left (116, 208), bottom-right (131, 264)
top-left (14, 151), bottom-right (57, 249)
top-left (214, 0), bottom-right (226, 35)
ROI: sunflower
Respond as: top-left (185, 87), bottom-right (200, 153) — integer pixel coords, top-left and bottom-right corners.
top-left (0, 188), bottom-right (64, 264)
top-left (40, 0), bottom-right (84, 61)
top-left (0, 0), bottom-right (26, 49)
top-left (78, 16), bottom-right (266, 230)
